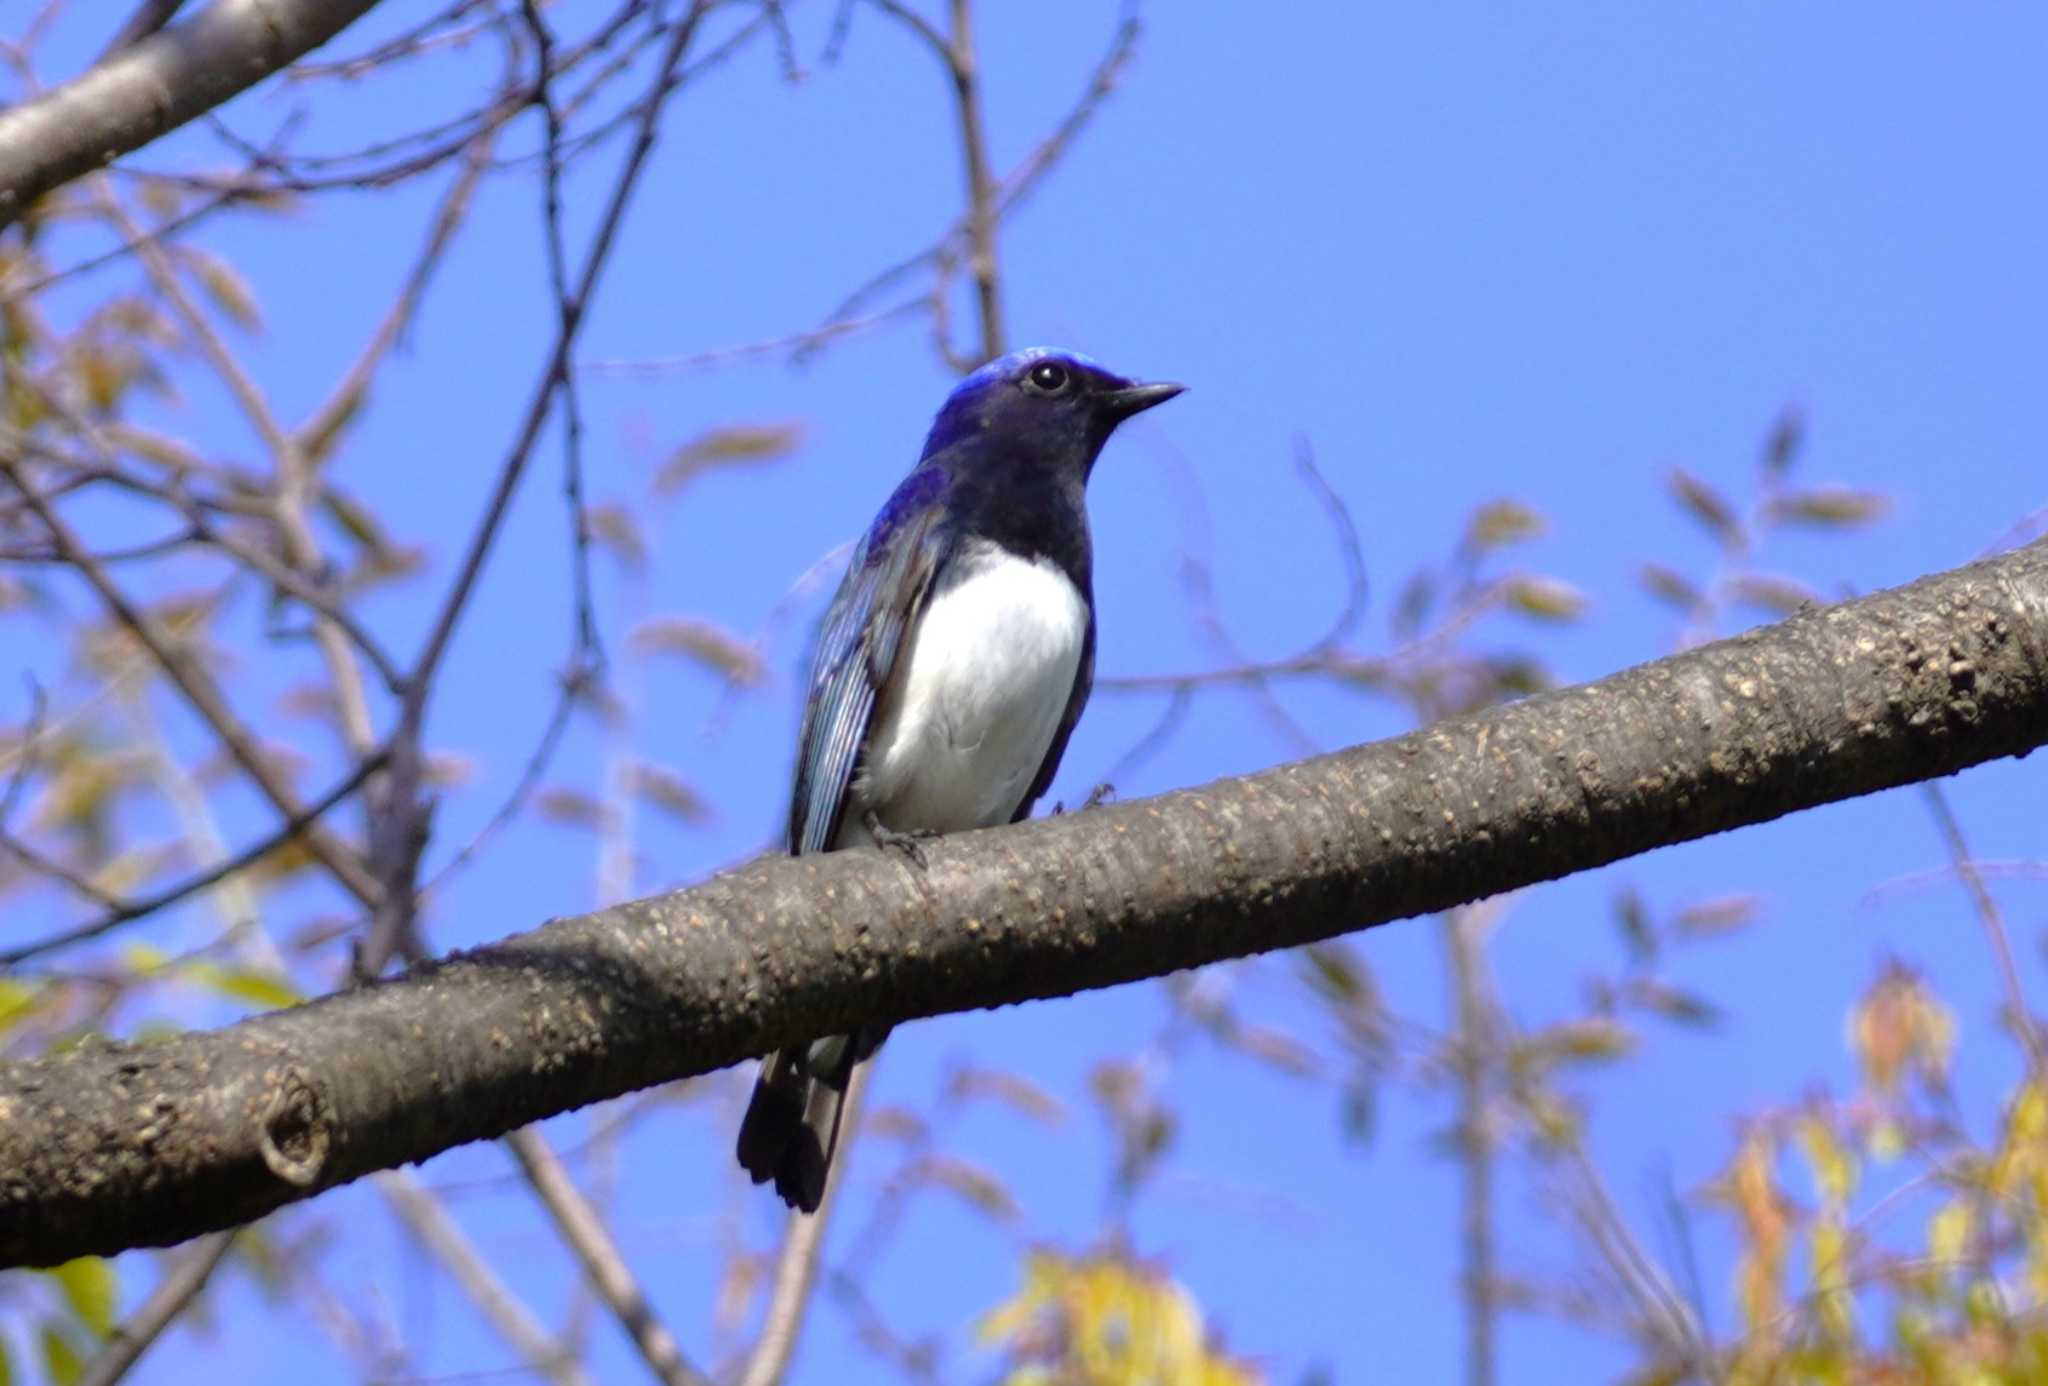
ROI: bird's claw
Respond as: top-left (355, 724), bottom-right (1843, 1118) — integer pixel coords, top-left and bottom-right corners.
top-left (865, 810), bottom-right (936, 869)
top-left (1050, 782), bottom-right (1115, 816)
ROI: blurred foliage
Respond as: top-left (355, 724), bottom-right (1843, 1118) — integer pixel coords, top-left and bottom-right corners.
top-left (0, 5), bottom-right (2035, 1386)
top-left (979, 1250), bottom-right (1263, 1386)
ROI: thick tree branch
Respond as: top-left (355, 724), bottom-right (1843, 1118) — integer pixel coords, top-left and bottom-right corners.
top-left (0, 0), bottom-right (390, 227)
top-left (2, 542), bottom-right (2044, 1268)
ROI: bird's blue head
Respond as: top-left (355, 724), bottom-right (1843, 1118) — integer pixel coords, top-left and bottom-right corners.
top-left (918, 347), bottom-right (1183, 471)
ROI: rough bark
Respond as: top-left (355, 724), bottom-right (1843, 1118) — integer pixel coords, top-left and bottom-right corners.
top-left (0, 0), bottom-right (387, 227)
top-left (2, 541), bottom-right (2044, 1268)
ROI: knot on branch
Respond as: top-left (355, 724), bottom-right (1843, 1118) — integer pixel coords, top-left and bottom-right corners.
top-left (256, 1066), bottom-right (330, 1188)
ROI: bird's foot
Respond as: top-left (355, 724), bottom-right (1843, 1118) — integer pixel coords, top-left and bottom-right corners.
top-left (864, 810), bottom-right (937, 869)
top-left (1051, 782), bottom-right (1115, 816)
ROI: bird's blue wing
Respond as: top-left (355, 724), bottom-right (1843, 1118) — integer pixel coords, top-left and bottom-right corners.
top-left (789, 468), bottom-right (953, 855)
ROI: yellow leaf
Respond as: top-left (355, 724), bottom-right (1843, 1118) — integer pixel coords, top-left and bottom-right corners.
top-left (0, 979), bottom-right (43, 1033)
top-left (189, 964), bottom-right (302, 1012)
top-left (1465, 498), bottom-right (1544, 549)
top-left (39, 1325), bottom-right (82, 1386)
top-left (45, 1257), bottom-right (117, 1338)
top-left (1796, 1116), bottom-right (1856, 1206)
top-left (1502, 574), bottom-right (1587, 622)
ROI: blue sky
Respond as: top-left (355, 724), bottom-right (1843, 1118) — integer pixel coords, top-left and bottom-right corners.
top-left (9, 2), bottom-right (2048, 1382)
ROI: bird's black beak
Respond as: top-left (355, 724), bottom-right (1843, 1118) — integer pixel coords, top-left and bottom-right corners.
top-left (1099, 381), bottom-right (1185, 421)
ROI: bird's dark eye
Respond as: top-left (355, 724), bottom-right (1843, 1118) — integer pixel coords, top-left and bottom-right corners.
top-left (1025, 361), bottom-right (1072, 395)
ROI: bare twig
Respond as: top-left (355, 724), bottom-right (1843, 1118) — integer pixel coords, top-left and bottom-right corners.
top-left (503, 1127), bottom-right (716, 1386)
top-left (1, 747), bottom-right (388, 967)
top-left (0, 0), bottom-right (389, 225)
top-left (0, 454), bottom-right (382, 905)
top-left (1445, 903), bottom-right (1498, 1386)
top-left (1921, 781), bottom-right (2043, 1071)
top-left (739, 1061), bottom-right (873, 1386)
top-left (74, 1232), bottom-right (233, 1386)
top-left (376, 1167), bottom-right (593, 1386)
top-left (96, 0), bottom-right (191, 60)
top-left (295, 139), bottom-right (491, 455)
top-left (406, 0), bottom-right (709, 707)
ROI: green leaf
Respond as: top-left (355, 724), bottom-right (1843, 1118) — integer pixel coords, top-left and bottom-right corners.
top-left (47, 1256), bottom-right (117, 1338)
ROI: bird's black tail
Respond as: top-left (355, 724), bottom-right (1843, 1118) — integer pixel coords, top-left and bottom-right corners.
top-left (736, 1026), bottom-right (886, 1213)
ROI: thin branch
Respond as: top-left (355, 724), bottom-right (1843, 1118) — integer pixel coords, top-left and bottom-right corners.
top-left (503, 1127), bottom-right (716, 1386)
top-left (738, 1061), bottom-right (873, 1386)
top-left (943, 0), bottom-right (1003, 364)
top-left (0, 746), bottom-right (387, 966)
top-left (75, 1231), bottom-right (233, 1386)
top-left (294, 138), bottom-right (491, 453)
top-left (0, 453), bottom-right (382, 904)
top-left (97, 0), bottom-right (192, 59)
top-left (376, 1167), bottom-right (593, 1386)
top-left (4, 540), bottom-right (2044, 1265)
top-left (0, 0), bottom-right (389, 225)
top-left (406, 0), bottom-right (709, 708)
top-left (1921, 780), bottom-right (2043, 1071)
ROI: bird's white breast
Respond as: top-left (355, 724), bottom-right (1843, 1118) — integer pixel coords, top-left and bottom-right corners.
top-left (852, 540), bottom-right (1088, 837)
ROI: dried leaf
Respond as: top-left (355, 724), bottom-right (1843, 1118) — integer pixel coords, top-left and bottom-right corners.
top-left (630, 617), bottom-right (765, 686)
top-left (1638, 562), bottom-right (1703, 612)
top-left (654, 422), bottom-right (805, 495)
top-left (102, 421), bottom-right (205, 474)
top-left (1390, 570), bottom-right (1435, 639)
top-left (1668, 468), bottom-right (1740, 545)
top-left (585, 502), bottom-right (646, 573)
top-left (535, 787), bottom-right (606, 829)
top-left (1502, 574), bottom-right (1587, 622)
top-left (629, 762), bottom-right (710, 824)
top-left (1613, 886), bottom-right (1657, 966)
top-left (1769, 486), bottom-right (1891, 529)
top-left (1534, 1017), bottom-right (1635, 1063)
top-left (916, 1155), bottom-right (1018, 1221)
top-left (1761, 406), bottom-right (1805, 476)
top-left (299, 379), bottom-right (367, 468)
top-left (1673, 893), bottom-right (1761, 938)
top-left (178, 246), bottom-right (263, 331)
top-left (1465, 498), bottom-right (1545, 550)
top-left (1625, 978), bottom-right (1723, 1028)
top-left (1726, 573), bottom-right (1817, 616)
top-left (946, 1067), bottom-right (1066, 1126)
top-left (1235, 1024), bottom-right (1320, 1077)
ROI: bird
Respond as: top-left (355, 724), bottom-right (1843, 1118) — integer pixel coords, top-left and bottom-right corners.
top-left (736, 347), bottom-right (1183, 1213)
